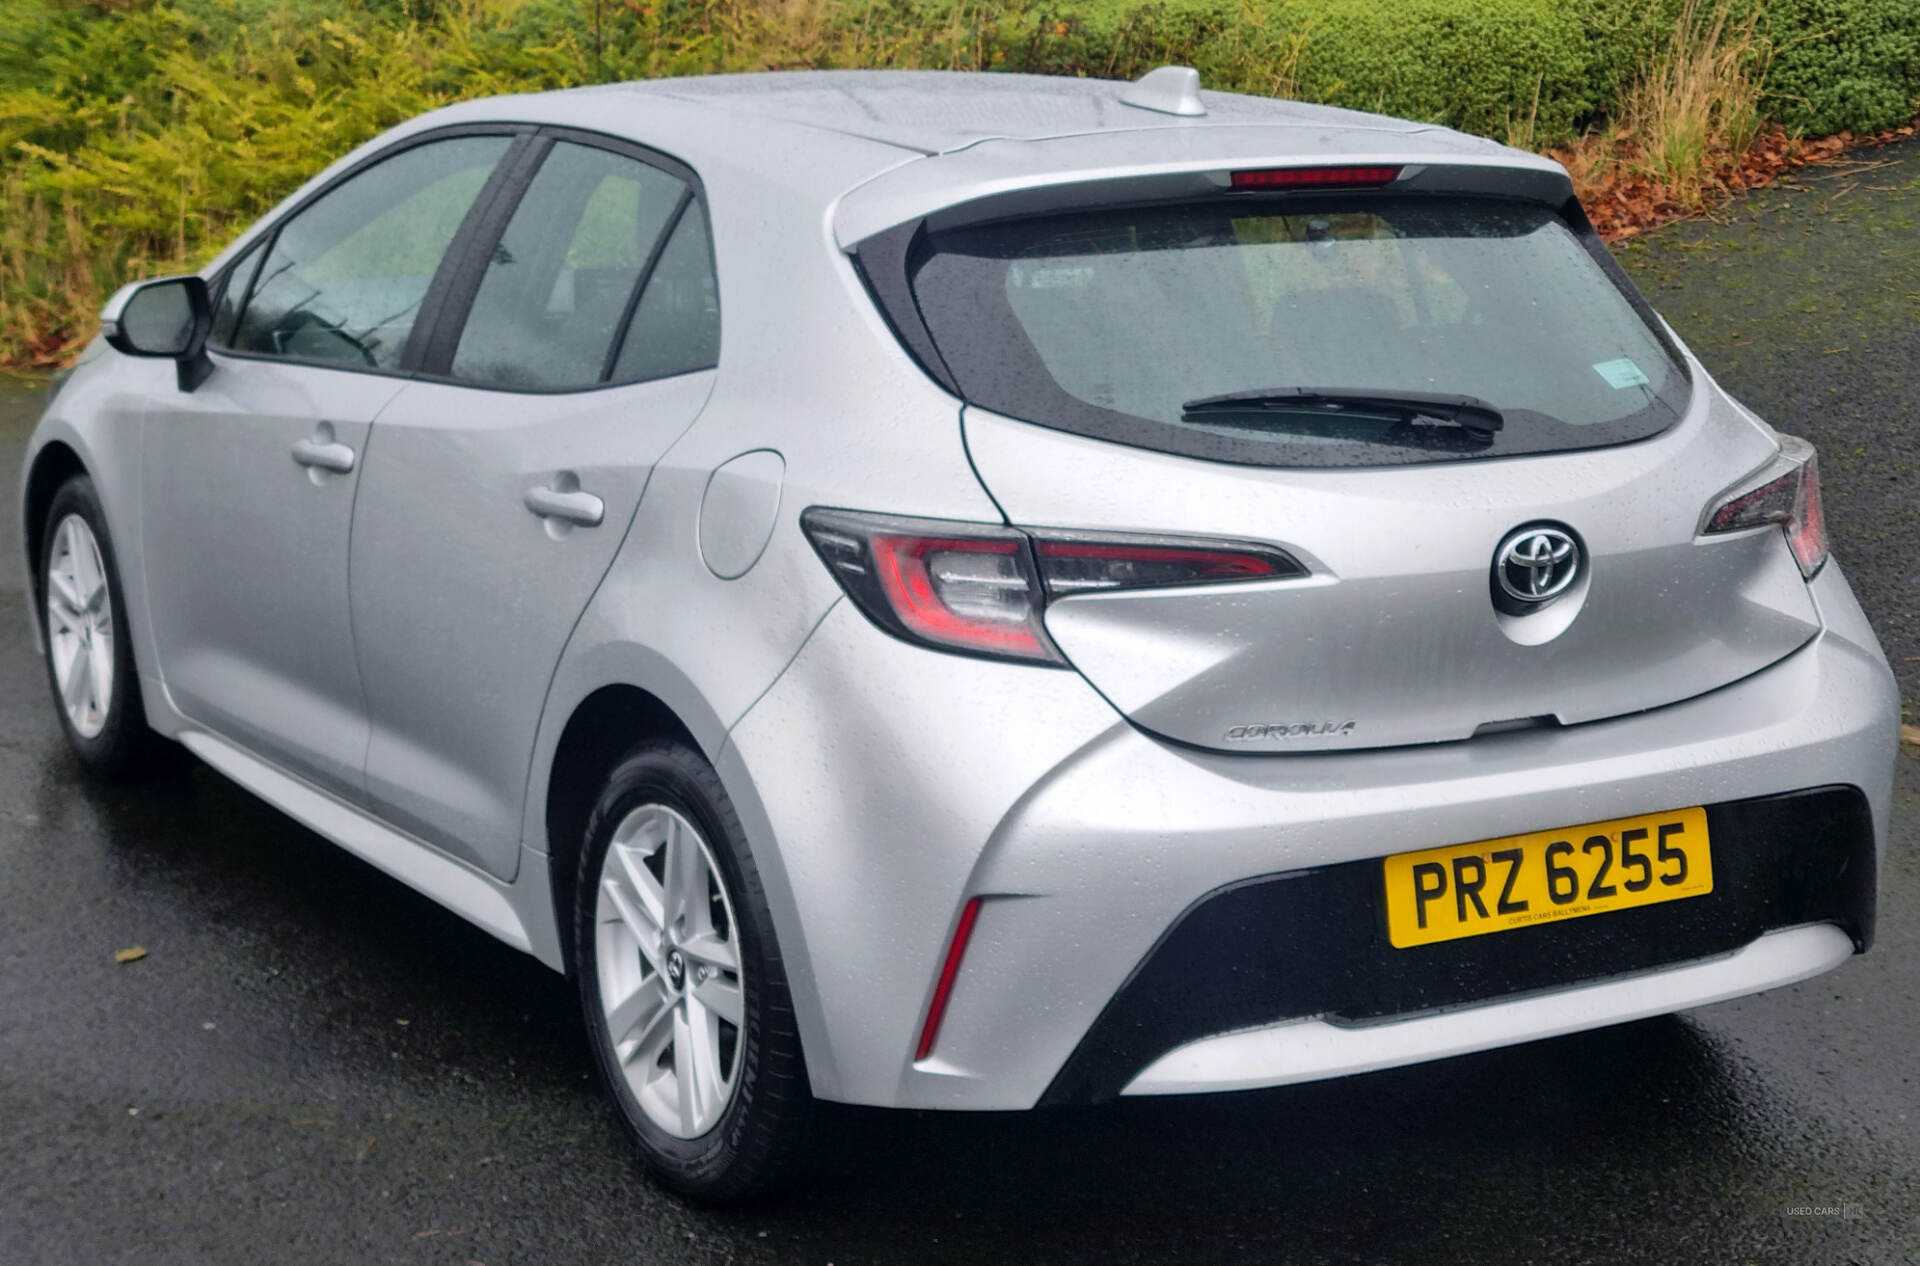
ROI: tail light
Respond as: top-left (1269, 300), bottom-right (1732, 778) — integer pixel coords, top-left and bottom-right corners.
top-left (1703, 436), bottom-right (1827, 578)
top-left (801, 509), bottom-right (1305, 665)
top-left (1030, 531), bottom-right (1304, 595)
top-left (801, 509), bottom-right (1060, 663)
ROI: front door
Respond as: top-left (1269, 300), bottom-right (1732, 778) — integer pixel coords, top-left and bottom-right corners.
top-left (140, 133), bottom-right (517, 796)
top-left (348, 136), bottom-right (721, 878)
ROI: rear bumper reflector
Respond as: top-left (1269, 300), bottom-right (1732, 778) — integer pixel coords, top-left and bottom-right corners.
top-left (915, 897), bottom-right (983, 1061)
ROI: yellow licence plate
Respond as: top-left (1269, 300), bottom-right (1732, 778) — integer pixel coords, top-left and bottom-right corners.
top-left (1382, 807), bottom-right (1713, 949)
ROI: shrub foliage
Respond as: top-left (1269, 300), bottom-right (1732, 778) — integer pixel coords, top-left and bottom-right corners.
top-left (1, 0), bottom-right (1915, 364)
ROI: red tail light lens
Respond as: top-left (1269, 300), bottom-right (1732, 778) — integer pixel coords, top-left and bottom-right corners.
top-left (801, 509), bottom-right (1062, 663)
top-left (872, 533), bottom-right (1051, 658)
top-left (1229, 165), bottom-right (1403, 190)
top-left (1703, 439), bottom-right (1827, 578)
top-left (1032, 533), bottom-right (1306, 595)
top-left (804, 509), bottom-right (1311, 665)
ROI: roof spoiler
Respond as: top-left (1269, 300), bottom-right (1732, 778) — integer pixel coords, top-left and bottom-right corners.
top-left (836, 147), bottom-right (1579, 249)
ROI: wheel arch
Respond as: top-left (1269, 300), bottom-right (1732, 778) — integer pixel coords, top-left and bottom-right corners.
top-left (21, 439), bottom-right (88, 619)
top-left (543, 681), bottom-right (702, 970)
top-left (529, 649), bottom-right (839, 1098)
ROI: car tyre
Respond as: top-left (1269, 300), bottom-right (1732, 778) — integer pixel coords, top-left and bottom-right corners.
top-left (38, 474), bottom-right (180, 780)
top-left (574, 738), bottom-right (812, 1201)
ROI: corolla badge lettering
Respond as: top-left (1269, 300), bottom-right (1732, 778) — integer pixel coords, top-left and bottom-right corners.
top-left (1223, 721), bottom-right (1358, 742)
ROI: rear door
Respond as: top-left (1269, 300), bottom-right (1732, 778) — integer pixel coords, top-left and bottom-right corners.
top-left (347, 132), bottom-right (721, 879)
top-left (141, 132), bottom-right (516, 796)
top-left (894, 187), bottom-right (1820, 752)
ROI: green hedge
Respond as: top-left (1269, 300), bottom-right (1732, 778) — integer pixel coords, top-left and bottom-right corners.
top-left (1286, 0), bottom-right (1594, 143)
top-left (781, 0), bottom-right (1920, 145)
top-left (1, 0), bottom-right (1916, 365)
top-left (1762, 0), bottom-right (1920, 134)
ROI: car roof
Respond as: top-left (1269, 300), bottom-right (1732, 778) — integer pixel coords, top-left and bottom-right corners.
top-left (599, 69), bottom-right (1435, 155)
top-left (458, 70), bottom-right (1558, 238)
top-left (212, 69), bottom-right (1564, 278)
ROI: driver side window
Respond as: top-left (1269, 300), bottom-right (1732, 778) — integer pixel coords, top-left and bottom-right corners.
top-left (231, 135), bottom-right (511, 371)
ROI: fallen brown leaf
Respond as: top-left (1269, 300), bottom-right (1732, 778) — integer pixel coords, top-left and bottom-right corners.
top-left (1563, 113), bottom-right (1920, 244)
top-left (1900, 724), bottom-right (1920, 749)
top-left (113, 946), bottom-right (147, 963)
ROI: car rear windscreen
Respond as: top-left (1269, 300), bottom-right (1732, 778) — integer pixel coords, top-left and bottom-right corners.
top-left (903, 197), bottom-right (1690, 467)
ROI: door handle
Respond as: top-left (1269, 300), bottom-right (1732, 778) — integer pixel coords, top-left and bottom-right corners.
top-left (524, 481), bottom-right (604, 527)
top-left (292, 433), bottom-right (356, 474)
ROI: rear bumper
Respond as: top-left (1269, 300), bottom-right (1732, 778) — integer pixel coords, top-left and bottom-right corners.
top-left (1120, 923), bottom-right (1854, 1097)
top-left (723, 562), bottom-right (1898, 1110)
top-left (1042, 783), bottom-right (1874, 1105)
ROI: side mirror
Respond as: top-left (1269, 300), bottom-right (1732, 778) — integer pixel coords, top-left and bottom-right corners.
top-left (102, 275), bottom-right (214, 392)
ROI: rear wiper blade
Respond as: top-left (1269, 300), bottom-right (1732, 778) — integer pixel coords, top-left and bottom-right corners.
top-left (1182, 388), bottom-right (1505, 434)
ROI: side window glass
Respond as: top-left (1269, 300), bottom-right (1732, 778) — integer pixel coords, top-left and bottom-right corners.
top-left (234, 135), bottom-right (510, 371)
top-left (451, 142), bottom-right (686, 390)
top-left (610, 200), bottom-right (719, 384)
top-left (208, 236), bottom-right (267, 348)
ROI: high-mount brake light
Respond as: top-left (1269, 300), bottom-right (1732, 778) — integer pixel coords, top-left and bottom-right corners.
top-left (1703, 438), bottom-right (1827, 578)
top-left (1229, 165), bottom-right (1403, 191)
top-left (802, 509), bottom-right (1308, 665)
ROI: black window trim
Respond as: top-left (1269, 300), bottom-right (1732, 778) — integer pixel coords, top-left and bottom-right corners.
top-left (199, 121), bottom-right (719, 396)
top-left (417, 123), bottom-right (718, 396)
top-left (403, 131), bottom-right (550, 374)
top-left (855, 188), bottom-right (1698, 470)
top-left (600, 185), bottom-right (696, 384)
top-left (206, 122), bottom-right (536, 384)
top-left (208, 232), bottom-right (271, 346)
top-left (410, 131), bottom-right (556, 378)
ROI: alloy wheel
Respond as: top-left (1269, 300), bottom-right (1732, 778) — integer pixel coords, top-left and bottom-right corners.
top-left (593, 803), bottom-right (746, 1139)
top-left (45, 513), bottom-right (114, 740)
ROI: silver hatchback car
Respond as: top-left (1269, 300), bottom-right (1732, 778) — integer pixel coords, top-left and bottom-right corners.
top-left (20, 68), bottom-right (1899, 1198)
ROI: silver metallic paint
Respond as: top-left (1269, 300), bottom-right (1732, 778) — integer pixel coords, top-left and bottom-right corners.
top-left (141, 354), bottom-right (404, 799)
top-left (964, 383), bottom-right (1821, 753)
top-left (347, 371), bottom-right (716, 880)
top-left (698, 449), bottom-right (784, 580)
top-left (18, 70), bottom-right (1900, 1118)
top-left (726, 560), bottom-right (1893, 1108)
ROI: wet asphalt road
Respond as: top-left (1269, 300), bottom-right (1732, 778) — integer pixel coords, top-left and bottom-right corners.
top-left (3, 142), bottom-right (1919, 1266)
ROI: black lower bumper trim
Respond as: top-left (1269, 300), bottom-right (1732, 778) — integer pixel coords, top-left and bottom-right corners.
top-left (1039, 785), bottom-right (1875, 1107)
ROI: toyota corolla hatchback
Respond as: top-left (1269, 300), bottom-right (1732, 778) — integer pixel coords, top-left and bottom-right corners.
top-left (20, 67), bottom-right (1899, 1198)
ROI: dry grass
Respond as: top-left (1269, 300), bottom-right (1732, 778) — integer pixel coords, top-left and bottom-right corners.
top-left (1504, 73), bottom-right (1545, 152)
top-left (1547, 0), bottom-right (1781, 226)
top-left (1626, 0), bottom-right (1771, 206)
